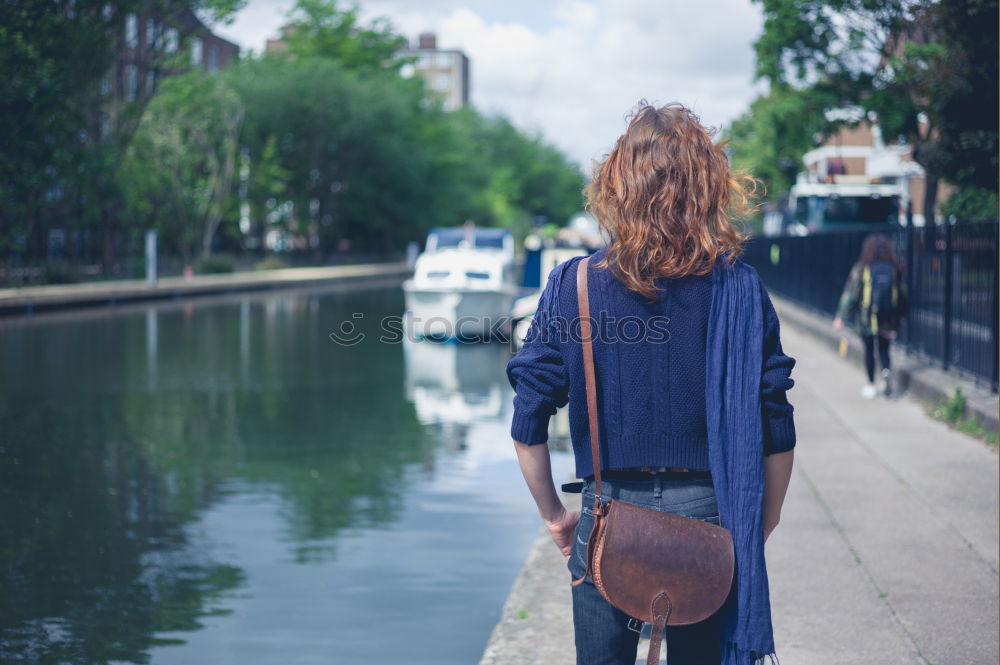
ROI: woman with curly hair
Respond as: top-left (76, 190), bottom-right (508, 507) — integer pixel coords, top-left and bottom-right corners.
top-left (506, 102), bottom-right (797, 665)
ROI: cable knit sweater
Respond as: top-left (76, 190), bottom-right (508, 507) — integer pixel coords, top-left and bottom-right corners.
top-left (506, 248), bottom-right (797, 480)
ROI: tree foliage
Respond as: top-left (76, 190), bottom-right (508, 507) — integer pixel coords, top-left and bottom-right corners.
top-left (0, 0), bottom-right (246, 270)
top-left (1, 0), bottom-right (585, 272)
top-left (222, 51), bottom-right (584, 253)
top-left (732, 0), bottom-right (998, 219)
top-left (122, 72), bottom-right (245, 260)
top-left (279, 0), bottom-right (409, 72)
top-left (727, 84), bottom-right (835, 197)
top-left (181, 0), bottom-right (582, 255)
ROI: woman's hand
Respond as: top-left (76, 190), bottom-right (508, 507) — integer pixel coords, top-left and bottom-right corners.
top-left (832, 316), bottom-right (843, 331)
top-left (545, 508), bottom-right (581, 558)
top-left (513, 440), bottom-right (580, 557)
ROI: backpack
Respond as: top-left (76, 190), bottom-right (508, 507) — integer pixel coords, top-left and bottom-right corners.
top-left (862, 260), bottom-right (899, 324)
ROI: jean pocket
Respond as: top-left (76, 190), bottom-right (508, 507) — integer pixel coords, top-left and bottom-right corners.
top-left (666, 495), bottom-right (720, 522)
top-left (568, 508), bottom-right (594, 579)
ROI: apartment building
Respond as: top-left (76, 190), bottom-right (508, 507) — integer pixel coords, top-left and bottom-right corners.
top-left (401, 33), bottom-right (470, 111)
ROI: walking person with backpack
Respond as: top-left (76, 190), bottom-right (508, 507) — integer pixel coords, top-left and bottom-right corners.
top-left (833, 233), bottom-right (909, 398)
top-left (506, 103), bottom-right (797, 665)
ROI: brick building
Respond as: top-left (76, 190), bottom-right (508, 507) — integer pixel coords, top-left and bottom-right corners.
top-left (800, 116), bottom-right (953, 227)
top-left (104, 6), bottom-right (239, 134)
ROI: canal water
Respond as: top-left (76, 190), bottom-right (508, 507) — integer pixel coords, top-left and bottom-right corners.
top-left (0, 281), bottom-right (573, 665)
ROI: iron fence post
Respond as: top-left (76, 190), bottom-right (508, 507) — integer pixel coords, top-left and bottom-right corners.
top-left (993, 221), bottom-right (999, 392)
top-left (942, 219), bottom-right (953, 371)
top-left (906, 223), bottom-right (914, 350)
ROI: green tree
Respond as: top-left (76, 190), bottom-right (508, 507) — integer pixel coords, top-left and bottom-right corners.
top-left (0, 0), bottom-right (245, 272)
top-left (750, 0), bottom-right (999, 223)
top-left (229, 56), bottom-right (432, 252)
top-left (108, 0), bottom-right (586, 266)
top-left (236, 135), bottom-right (291, 253)
top-left (459, 111), bottom-right (585, 235)
top-left (225, 0), bottom-right (585, 253)
top-left (279, 0), bottom-right (409, 73)
top-left (727, 84), bottom-right (835, 198)
top-left (122, 72), bottom-right (245, 261)
top-left (888, 1), bottom-right (999, 218)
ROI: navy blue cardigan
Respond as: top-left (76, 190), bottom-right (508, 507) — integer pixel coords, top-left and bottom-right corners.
top-left (506, 248), bottom-right (797, 479)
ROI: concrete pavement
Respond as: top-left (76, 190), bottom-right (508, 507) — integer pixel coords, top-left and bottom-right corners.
top-left (480, 300), bottom-right (999, 665)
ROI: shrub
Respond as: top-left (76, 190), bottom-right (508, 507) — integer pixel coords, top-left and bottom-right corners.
top-left (940, 187), bottom-right (999, 221)
top-left (253, 255), bottom-right (288, 271)
top-left (197, 254), bottom-right (236, 274)
top-left (42, 262), bottom-right (80, 284)
top-left (932, 387), bottom-right (966, 423)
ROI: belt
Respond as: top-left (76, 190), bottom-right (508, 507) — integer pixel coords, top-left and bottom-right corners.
top-left (562, 467), bottom-right (711, 493)
top-left (603, 467), bottom-right (712, 481)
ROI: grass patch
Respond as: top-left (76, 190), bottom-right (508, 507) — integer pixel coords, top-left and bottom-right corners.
top-left (932, 387), bottom-right (967, 422)
top-left (956, 414), bottom-right (999, 445)
top-left (928, 387), bottom-right (998, 446)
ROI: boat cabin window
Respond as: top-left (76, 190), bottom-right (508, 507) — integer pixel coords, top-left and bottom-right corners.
top-left (429, 229), bottom-right (508, 250)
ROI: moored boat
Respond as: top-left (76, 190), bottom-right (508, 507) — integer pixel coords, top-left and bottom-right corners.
top-left (403, 224), bottom-right (518, 340)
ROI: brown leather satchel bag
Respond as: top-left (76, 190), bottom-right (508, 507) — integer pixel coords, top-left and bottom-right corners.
top-left (570, 257), bottom-right (735, 665)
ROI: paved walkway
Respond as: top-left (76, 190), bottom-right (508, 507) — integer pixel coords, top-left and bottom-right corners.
top-left (0, 262), bottom-right (411, 315)
top-left (480, 302), bottom-right (999, 665)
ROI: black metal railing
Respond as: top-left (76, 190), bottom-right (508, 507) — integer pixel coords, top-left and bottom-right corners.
top-left (744, 220), bottom-right (999, 393)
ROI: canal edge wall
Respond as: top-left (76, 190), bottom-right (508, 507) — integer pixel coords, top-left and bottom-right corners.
top-left (0, 262), bottom-right (412, 317)
top-left (478, 514), bottom-right (576, 665)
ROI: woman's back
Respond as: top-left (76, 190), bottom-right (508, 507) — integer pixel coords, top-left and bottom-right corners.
top-left (506, 246), bottom-right (796, 480)
top-left (506, 102), bottom-right (798, 665)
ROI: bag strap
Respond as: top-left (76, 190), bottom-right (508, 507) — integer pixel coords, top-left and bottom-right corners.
top-left (576, 257), bottom-right (603, 499)
top-left (569, 255), bottom-right (605, 590)
top-left (574, 257), bottom-right (674, 665)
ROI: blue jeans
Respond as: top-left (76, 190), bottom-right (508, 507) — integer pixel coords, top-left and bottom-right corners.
top-left (568, 474), bottom-right (729, 665)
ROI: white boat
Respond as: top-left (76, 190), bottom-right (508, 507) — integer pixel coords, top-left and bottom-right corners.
top-left (403, 224), bottom-right (519, 340)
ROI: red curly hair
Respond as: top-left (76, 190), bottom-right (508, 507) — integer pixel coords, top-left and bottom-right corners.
top-left (585, 102), bottom-right (759, 300)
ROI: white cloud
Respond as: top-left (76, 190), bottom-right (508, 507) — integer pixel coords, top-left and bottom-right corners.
top-left (216, 0), bottom-right (765, 171)
top-left (362, 0), bottom-right (765, 169)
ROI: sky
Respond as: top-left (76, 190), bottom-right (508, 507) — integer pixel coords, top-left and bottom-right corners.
top-left (212, 0), bottom-right (767, 170)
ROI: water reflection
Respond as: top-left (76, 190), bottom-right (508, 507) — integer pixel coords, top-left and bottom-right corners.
top-left (0, 315), bottom-right (246, 663)
top-left (0, 283), bottom-right (567, 665)
top-left (404, 339), bottom-right (510, 452)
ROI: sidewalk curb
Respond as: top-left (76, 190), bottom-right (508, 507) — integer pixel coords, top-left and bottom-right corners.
top-left (770, 294), bottom-right (999, 434)
top-left (478, 498), bottom-right (576, 665)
